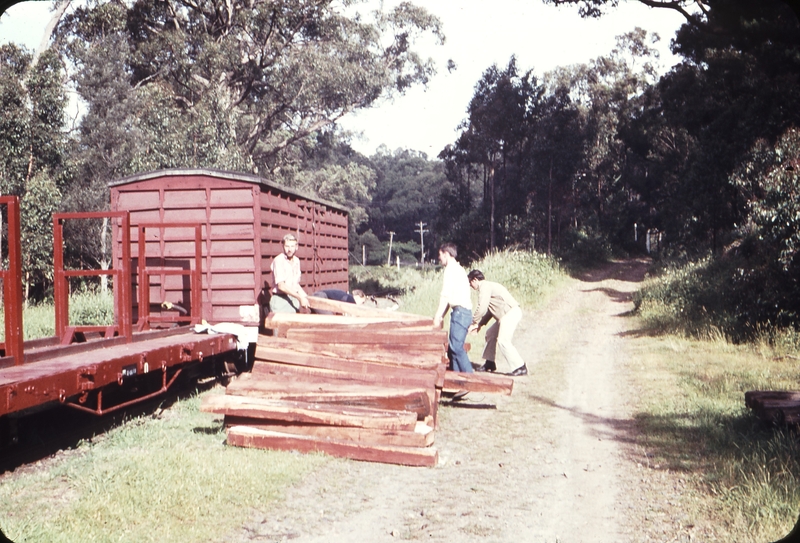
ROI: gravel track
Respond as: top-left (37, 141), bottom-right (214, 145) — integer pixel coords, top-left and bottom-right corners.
top-left (223, 259), bottom-right (696, 543)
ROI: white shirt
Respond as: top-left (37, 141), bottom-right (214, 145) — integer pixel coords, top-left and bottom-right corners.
top-left (439, 259), bottom-right (472, 310)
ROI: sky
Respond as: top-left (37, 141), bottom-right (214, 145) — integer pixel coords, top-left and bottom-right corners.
top-left (0, 0), bottom-right (688, 157)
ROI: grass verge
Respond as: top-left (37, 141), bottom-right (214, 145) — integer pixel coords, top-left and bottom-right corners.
top-left (351, 249), bottom-right (563, 317)
top-left (0, 290), bottom-right (115, 341)
top-left (0, 388), bottom-right (324, 542)
top-left (625, 331), bottom-right (800, 541)
top-left (352, 250), bottom-right (563, 358)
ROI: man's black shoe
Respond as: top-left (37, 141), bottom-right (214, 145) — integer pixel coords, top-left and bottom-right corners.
top-left (475, 360), bottom-right (496, 372)
top-left (509, 364), bottom-right (528, 377)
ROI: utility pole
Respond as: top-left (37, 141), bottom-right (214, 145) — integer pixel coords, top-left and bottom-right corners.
top-left (387, 231), bottom-right (395, 266)
top-left (414, 221), bottom-right (428, 265)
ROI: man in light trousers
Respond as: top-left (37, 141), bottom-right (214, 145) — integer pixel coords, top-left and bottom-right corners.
top-left (467, 269), bottom-right (527, 376)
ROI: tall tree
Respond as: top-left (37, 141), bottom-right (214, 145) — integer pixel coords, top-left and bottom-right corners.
top-left (442, 58), bottom-right (539, 252)
top-left (55, 0), bottom-right (444, 179)
top-left (527, 73), bottom-right (584, 254)
top-left (619, 0), bottom-right (800, 254)
top-left (0, 44), bottom-right (68, 301)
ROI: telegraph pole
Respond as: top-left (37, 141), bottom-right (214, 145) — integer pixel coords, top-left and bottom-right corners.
top-left (387, 231), bottom-right (395, 266)
top-left (414, 221), bottom-right (428, 265)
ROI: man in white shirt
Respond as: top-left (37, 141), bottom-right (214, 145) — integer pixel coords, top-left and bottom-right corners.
top-left (433, 243), bottom-right (473, 373)
top-left (269, 234), bottom-right (310, 313)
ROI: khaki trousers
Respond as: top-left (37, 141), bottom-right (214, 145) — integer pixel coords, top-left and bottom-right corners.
top-left (481, 305), bottom-right (525, 373)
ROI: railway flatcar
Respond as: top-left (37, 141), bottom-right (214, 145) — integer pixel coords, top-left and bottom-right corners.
top-left (0, 169), bottom-right (351, 452)
top-left (0, 196), bottom-right (240, 443)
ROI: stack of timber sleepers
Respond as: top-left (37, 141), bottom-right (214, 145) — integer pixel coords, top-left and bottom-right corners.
top-left (201, 298), bottom-right (444, 467)
top-left (745, 390), bottom-right (800, 426)
top-left (202, 296), bottom-right (514, 467)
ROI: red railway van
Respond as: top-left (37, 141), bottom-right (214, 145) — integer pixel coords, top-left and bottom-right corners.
top-left (109, 168), bottom-right (350, 326)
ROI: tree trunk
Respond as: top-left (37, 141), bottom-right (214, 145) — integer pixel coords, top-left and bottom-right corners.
top-left (489, 164), bottom-right (496, 251)
top-left (547, 159), bottom-right (553, 256)
top-left (32, 0), bottom-right (72, 68)
top-left (23, 0), bottom-right (72, 188)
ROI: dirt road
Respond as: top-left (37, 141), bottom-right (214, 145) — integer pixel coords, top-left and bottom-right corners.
top-left (226, 259), bottom-right (683, 543)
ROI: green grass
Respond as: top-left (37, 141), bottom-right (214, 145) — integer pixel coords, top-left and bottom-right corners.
top-left (354, 249), bottom-right (565, 364)
top-left (0, 388), bottom-right (324, 543)
top-left (627, 333), bottom-right (800, 541)
top-left (634, 255), bottom-right (800, 345)
top-left (351, 249), bottom-right (564, 318)
top-left (467, 249), bottom-right (563, 308)
top-left (595, 254), bottom-right (800, 539)
top-left (349, 263), bottom-right (439, 299)
top-left (0, 290), bottom-right (115, 341)
top-left (634, 256), bottom-right (737, 338)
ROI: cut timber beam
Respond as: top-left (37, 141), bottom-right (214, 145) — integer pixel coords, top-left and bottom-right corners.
top-left (225, 417), bottom-right (435, 448)
top-left (304, 296), bottom-right (431, 322)
top-left (227, 374), bottom-right (433, 418)
top-left (745, 390), bottom-right (800, 425)
top-left (227, 425), bottom-right (438, 467)
top-left (257, 337), bottom-right (445, 370)
top-left (255, 343), bottom-right (442, 372)
top-left (283, 328), bottom-right (446, 347)
top-left (200, 394), bottom-right (418, 430)
top-left (265, 313), bottom-right (433, 336)
top-left (252, 360), bottom-right (441, 394)
top-left (745, 390), bottom-right (800, 410)
top-left (442, 371), bottom-right (514, 396)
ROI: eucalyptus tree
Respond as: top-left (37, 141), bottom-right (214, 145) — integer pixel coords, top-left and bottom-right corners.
top-left (540, 0), bottom-right (800, 257)
top-left (614, 0), bottom-right (800, 256)
top-left (0, 44), bottom-right (31, 197)
top-left (47, 0), bottom-right (444, 287)
top-left (0, 44), bottom-right (68, 301)
top-left (55, 0), bottom-right (444, 180)
top-left (728, 127), bottom-right (800, 327)
top-left (574, 28), bottom-right (662, 246)
top-left (436, 138), bottom-right (486, 255)
top-left (0, 45), bottom-right (67, 195)
top-left (439, 58), bottom-right (540, 253)
top-left (526, 72), bottom-right (583, 254)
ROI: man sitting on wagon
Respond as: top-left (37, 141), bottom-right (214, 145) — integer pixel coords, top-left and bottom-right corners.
top-left (269, 234), bottom-right (310, 314)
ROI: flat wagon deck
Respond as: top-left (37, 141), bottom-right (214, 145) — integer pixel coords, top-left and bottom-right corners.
top-left (0, 328), bottom-right (237, 417)
top-left (0, 195), bottom-right (240, 423)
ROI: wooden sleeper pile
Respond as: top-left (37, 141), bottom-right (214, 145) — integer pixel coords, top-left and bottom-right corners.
top-left (201, 296), bottom-right (514, 467)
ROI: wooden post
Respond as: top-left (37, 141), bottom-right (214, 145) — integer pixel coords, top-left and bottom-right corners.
top-left (414, 222), bottom-right (428, 265)
top-left (387, 231), bottom-right (394, 266)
